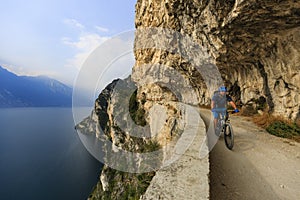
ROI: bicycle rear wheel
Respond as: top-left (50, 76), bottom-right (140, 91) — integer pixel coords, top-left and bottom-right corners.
top-left (224, 123), bottom-right (234, 150)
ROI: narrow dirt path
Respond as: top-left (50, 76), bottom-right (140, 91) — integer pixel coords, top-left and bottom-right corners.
top-left (200, 109), bottom-right (300, 200)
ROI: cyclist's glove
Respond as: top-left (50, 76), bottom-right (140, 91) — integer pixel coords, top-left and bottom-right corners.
top-left (234, 108), bottom-right (239, 113)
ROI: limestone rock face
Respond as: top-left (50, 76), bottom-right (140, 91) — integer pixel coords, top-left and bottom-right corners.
top-left (134, 0), bottom-right (300, 119)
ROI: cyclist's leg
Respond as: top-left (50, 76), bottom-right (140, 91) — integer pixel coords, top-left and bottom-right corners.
top-left (213, 111), bottom-right (221, 136)
top-left (212, 111), bottom-right (218, 130)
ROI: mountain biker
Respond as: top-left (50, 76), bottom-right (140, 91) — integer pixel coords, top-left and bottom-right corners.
top-left (211, 86), bottom-right (239, 133)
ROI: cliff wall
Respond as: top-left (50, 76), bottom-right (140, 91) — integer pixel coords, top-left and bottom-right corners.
top-left (134, 0), bottom-right (300, 119)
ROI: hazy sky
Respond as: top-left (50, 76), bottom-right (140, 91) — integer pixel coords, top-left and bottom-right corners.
top-left (0, 0), bottom-right (136, 86)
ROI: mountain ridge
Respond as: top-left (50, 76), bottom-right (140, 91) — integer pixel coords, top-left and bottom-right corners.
top-left (0, 65), bottom-right (72, 107)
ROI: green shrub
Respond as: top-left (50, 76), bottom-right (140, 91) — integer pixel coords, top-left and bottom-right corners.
top-left (266, 121), bottom-right (300, 140)
top-left (129, 90), bottom-right (147, 126)
top-left (253, 112), bottom-right (300, 142)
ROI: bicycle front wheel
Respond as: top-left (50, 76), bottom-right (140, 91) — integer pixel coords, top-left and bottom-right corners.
top-left (224, 123), bottom-right (234, 150)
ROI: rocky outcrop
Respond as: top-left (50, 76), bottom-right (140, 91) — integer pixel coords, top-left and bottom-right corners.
top-left (77, 77), bottom-right (208, 199)
top-left (77, 78), bottom-right (159, 199)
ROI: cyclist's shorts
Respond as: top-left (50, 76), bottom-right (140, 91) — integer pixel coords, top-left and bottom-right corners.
top-left (212, 111), bottom-right (219, 119)
top-left (212, 110), bottom-right (228, 119)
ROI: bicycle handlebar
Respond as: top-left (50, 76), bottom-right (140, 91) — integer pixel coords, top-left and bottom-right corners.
top-left (212, 108), bottom-right (239, 114)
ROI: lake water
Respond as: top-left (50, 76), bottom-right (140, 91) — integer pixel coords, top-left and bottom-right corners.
top-left (0, 108), bottom-right (101, 200)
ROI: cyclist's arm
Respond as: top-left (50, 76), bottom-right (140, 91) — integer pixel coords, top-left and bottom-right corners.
top-left (229, 101), bottom-right (237, 110)
top-left (226, 95), bottom-right (238, 110)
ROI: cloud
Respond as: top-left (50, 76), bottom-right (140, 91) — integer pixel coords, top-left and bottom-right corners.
top-left (61, 19), bottom-right (135, 92)
top-left (63, 33), bottom-right (110, 69)
top-left (62, 33), bottom-right (108, 51)
top-left (72, 35), bottom-right (135, 94)
top-left (62, 19), bottom-right (110, 70)
top-left (0, 62), bottom-right (59, 81)
top-left (95, 26), bottom-right (109, 33)
top-left (63, 18), bottom-right (85, 30)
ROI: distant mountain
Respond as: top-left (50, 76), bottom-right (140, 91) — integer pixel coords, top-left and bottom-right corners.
top-left (0, 66), bottom-right (72, 107)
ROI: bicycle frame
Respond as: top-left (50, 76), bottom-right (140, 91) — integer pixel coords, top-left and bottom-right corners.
top-left (213, 108), bottom-right (234, 150)
top-left (217, 113), bottom-right (228, 134)
top-left (213, 108), bottom-right (228, 132)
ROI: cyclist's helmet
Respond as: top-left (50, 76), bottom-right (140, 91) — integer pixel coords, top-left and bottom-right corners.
top-left (218, 86), bottom-right (227, 92)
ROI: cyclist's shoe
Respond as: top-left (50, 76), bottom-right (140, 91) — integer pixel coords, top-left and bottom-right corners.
top-left (234, 108), bottom-right (239, 113)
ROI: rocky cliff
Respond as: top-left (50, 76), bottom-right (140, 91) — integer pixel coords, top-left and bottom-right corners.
top-left (134, 0), bottom-right (300, 120)
top-left (80, 0), bottom-right (300, 199)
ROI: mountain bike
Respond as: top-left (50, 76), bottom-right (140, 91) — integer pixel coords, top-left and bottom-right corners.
top-left (213, 108), bottom-right (234, 150)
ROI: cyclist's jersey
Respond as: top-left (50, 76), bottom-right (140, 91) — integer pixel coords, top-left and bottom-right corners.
top-left (212, 93), bottom-right (233, 108)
